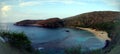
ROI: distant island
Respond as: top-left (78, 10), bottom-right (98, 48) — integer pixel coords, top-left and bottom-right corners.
top-left (15, 11), bottom-right (120, 54)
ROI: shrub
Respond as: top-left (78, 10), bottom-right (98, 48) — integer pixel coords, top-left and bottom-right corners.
top-left (64, 46), bottom-right (81, 54)
top-left (88, 49), bottom-right (103, 54)
top-left (0, 31), bottom-right (32, 52)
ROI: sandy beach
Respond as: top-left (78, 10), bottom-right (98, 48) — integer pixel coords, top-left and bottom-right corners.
top-left (76, 27), bottom-right (111, 41)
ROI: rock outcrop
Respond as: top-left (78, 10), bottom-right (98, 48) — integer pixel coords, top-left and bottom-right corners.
top-left (15, 18), bottom-right (64, 28)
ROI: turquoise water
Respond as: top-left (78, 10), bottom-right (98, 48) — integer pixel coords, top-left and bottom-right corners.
top-left (0, 23), bottom-right (105, 53)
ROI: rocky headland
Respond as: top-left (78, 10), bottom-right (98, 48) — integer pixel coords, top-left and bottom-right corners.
top-left (15, 18), bottom-right (64, 28)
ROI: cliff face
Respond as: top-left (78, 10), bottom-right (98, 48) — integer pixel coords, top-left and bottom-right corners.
top-left (15, 18), bottom-right (64, 28)
top-left (15, 20), bottom-right (42, 26)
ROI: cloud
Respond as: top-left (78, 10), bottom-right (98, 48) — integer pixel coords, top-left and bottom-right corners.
top-left (19, 0), bottom-right (86, 7)
top-left (103, 0), bottom-right (120, 6)
top-left (19, 1), bottom-right (40, 7)
top-left (44, 0), bottom-right (86, 5)
top-left (1, 5), bottom-right (12, 17)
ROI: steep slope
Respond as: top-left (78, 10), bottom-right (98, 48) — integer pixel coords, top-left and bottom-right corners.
top-left (63, 11), bottom-right (120, 30)
top-left (63, 11), bottom-right (120, 54)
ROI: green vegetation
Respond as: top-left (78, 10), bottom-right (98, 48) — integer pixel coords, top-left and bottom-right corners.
top-left (89, 22), bottom-right (115, 31)
top-left (64, 46), bottom-right (81, 54)
top-left (64, 46), bottom-right (104, 54)
top-left (63, 11), bottom-right (119, 29)
top-left (108, 46), bottom-right (120, 54)
top-left (63, 11), bottom-right (120, 54)
top-left (103, 20), bottom-right (120, 54)
top-left (0, 31), bottom-right (33, 52)
top-left (88, 49), bottom-right (103, 54)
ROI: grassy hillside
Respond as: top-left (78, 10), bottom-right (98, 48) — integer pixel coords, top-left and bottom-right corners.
top-left (63, 11), bottom-right (119, 30)
top-left (63, 11), bottom-right (120, 54)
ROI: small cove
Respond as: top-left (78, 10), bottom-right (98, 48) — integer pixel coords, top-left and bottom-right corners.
top-left (0, 23), bottom-right (105, 53)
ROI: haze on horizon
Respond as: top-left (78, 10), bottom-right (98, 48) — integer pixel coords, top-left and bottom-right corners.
top-left (0, 0), bottom-right (120, 23)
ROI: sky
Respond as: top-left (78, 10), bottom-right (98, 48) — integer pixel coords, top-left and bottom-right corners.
top-left (0, 0), bottom-right (120, 23)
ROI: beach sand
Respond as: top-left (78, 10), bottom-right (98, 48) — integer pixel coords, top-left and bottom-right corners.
top-left (76, 27), bottom-right (111, 41)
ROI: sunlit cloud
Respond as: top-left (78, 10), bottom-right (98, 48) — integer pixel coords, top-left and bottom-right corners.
top-left (43, 0), bottom-right (86, 5)
top-left (19, 0), bottom-right (86, 6)
top-left (103, 0), bottom-right (120, 6)
top-left (0, 0), bottom-right (119, 22)
top-left (19, 1), bottom-right (40, 7)
top-left (47, 0), bottom-right (75, 4)
top-left (1, 5), bottom-right (12, 17)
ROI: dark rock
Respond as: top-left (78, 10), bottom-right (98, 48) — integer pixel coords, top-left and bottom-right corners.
top-left (103, 40), bottom-right (110, 49)
top-left (65, 30), bottom-right (70, 32)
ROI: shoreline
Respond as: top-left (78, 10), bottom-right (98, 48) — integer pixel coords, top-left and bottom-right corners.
top-left (76, 27), bottom-right (111, 41)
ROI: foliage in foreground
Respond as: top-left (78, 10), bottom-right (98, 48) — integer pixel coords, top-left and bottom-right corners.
top-left (64, 46), bottom-right (104, 54)
top-left (0, 31), bottom-right (33, 52)
top-left (64, 46), bottom-right (81, 54)
top-left (88, 49), bottom-right (103, 54)
top-left (0, 31), bottom-right (106, 54)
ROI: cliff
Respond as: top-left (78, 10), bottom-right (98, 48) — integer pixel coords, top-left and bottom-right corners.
top-left (15, 18), bottom-right (64, 28)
